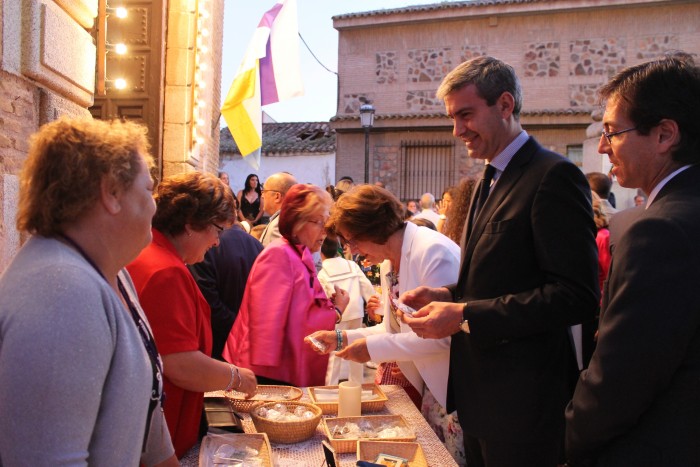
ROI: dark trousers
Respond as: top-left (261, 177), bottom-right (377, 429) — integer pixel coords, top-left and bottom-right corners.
top-left (464, 433), bottom-right (562, 467)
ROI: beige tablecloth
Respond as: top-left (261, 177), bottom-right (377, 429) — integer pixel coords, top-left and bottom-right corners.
top-left (182, 385), bottom-right (458, 466)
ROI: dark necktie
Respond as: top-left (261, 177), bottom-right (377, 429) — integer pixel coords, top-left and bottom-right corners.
top-left (473, 164), bottom-right (496, 221)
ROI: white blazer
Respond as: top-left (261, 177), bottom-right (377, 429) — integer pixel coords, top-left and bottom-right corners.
top-left (345, 221), bottom-right (460, 407)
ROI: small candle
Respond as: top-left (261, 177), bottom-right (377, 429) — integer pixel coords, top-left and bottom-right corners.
top-left (337, 381), bottom-right (361, 417)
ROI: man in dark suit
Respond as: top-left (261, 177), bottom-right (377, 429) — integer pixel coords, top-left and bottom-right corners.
top-left (565, 53), bottom-right (700, 466)
top-left (403, 56), bottom-right (599, 466)
top-left (189, 224), bottom-right (263, 361)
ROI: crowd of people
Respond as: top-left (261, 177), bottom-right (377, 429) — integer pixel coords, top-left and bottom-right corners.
top-left (1, 51), bottom-right (698, 467)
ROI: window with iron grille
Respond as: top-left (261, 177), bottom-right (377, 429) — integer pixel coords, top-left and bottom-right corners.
top-left (400, 140), bottom-right (456, 201)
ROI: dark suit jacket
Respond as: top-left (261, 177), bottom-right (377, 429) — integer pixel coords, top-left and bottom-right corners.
top-left (566, 164), bottom-right (700, 466)
top-left (189, 226), bottom-right (263, 360)
top-left (607, 205), bottom-right (643, 255)
top-left (447, 137), bottom-right (599, 443)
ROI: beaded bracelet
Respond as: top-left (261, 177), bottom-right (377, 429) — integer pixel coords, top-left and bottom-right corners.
top-left (335, 329), bottom-right (343, 352)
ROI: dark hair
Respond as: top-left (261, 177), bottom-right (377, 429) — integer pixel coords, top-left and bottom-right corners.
top-left (328, 185), bottom-right (405, 245)
top-left (437, 56), bottom-right (523, 119)
top-left (410, 217), bottom-right (436, 231)
top-left (585, 172), bottom-right (612, 199)
top-left (325, 185), bottom-right (344, 202)
top-left (243, 173), bottom-right (262, 196)
top-left (599, 52), bottom-right (700, 164)
top-left (18, 118), bottom-right (152, 236)
top-left (321, 236), bottom-right (340, 259)
top-left (152, 172), bottom-right (235, 236)
top-left (278, 184), bottom-right (333, 243)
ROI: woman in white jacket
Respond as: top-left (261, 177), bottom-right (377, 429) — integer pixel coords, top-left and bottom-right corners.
top-left (307, 184), bottom-right (465, 465)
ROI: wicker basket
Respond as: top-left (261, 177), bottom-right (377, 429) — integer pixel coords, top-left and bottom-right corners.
top-left (225, 385), bottom-right (302, 413)
top-left (308, 383), bottom-right (388, 414)
top-left (198, 432), bottom-right (273, 467)
top-left (321, 414), bottom-right (416, 453)
top-left (250, 400), bottom-right (323, 444)
top-left (357, 441), bottom-right (428, 467)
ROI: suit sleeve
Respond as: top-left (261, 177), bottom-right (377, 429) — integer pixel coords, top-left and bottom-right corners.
top-left (189, 253), bottom-right (235, 337)
top-left (466, 160), bottom-right (599, 347)
top-left (565, 216), bottom-right (700, 461)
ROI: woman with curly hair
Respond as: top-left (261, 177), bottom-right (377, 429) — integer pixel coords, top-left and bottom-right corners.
top-left (0, 118), bottom-right (176, 465)
top-left (127, 172), bottom-right (257, 458)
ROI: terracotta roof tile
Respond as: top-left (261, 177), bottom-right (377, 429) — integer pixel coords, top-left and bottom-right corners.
top-left (333, 0), bottom-right (546, 20)
top-left (220, 122), bottom-right (336, 156)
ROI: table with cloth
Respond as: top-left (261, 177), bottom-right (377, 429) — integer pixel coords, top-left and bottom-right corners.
top-left (182, 385), bottom-right (458, 466)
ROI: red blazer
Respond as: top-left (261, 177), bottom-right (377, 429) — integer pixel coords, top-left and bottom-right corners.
top-left (223, 238), bottom-right (336, 387)
top-left (127, 229), bottom-right (212, 458)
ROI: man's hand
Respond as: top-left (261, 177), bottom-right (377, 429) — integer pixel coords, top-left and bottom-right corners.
top-left (336, 337), bottom-right (371, 363)
top-left (403, 301), bottom-right (464, 339)
top-left (400, 286), bottom-right (452, 312)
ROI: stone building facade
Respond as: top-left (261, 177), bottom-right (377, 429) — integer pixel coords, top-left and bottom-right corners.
top-left (331, 0), bottom-right (700, 204)
top-left (0, 0), bottom-right (225, 272)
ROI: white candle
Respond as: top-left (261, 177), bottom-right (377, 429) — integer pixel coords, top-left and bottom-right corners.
top-left (337, 381), bottom-right (361, 417)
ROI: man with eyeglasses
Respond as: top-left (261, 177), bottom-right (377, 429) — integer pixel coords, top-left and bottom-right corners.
top-left (566, 52), bottom-right (700, 466)
top-left (259, 172), bottom-right (297, 247)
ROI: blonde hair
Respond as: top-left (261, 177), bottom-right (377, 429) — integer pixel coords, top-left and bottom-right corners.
top-left (591, 191), bottom-right (610, 230)
top-left (17, 118), bottom-right (152, 236)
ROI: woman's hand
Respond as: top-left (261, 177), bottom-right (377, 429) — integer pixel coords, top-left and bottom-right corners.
top-left (332, 285), bottom-right (350, 313)
top-left (365, 294), bottom-right (383, 323)
top-left (304, 330), bottom-right (337, 354)
top-left (336, 337), bottom-right (371, 363)
top-left (238, 367), bottom-right (257, 398)
top-left (436, 199), bottom-right (448, 216)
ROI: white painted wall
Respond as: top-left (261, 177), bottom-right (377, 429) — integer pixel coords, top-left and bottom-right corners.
top-left (221, 153), bottom-right (336, 193)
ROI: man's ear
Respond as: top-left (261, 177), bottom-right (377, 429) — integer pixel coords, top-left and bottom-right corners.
top-left (656, 118), bottom-right (680, 154)
top-left (497, 91), bottom-right (515, 118)
top-left (100, 177), bottom-right (122, 215)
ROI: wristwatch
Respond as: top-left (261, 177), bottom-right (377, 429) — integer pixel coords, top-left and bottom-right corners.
top-left (459, 303), bottom-right (470, 333)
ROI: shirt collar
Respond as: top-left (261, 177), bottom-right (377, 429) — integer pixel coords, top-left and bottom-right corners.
top-left (488, 130), bottom-right (529, 178)
top-left (646, 164), bottom-right (692, 208)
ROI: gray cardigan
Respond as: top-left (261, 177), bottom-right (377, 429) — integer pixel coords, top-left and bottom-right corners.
top-left (0, 236), bottom-right (173, 465)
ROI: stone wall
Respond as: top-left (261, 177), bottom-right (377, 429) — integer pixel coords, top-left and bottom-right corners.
top-left (0, 0), bottom-right (95, 272)
top-left (337, 3), bottom-right (700, 116)
top-left (161, 0), bottom-right (222, 177)
top-left (333, 0), bottom-right (700, 201)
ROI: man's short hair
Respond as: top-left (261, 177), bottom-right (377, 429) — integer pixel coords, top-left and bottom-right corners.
top-left (420, 193), bottom-right (435, 209)
top-left (437, 55), bottom-right (523, 119)
top-left (586, 172), bottom-right (612, 199)
top-left (599, 51), bottom-right (700, 165)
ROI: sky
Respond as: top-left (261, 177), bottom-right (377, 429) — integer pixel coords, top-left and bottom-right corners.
top-left (220, 0), bottom-right (463, 124)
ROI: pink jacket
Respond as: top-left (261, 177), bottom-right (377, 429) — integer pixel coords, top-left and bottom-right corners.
top-left (223, 238), bottom-right (336, 387)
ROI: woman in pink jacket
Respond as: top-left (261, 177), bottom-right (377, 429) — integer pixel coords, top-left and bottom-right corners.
top-left (223, 184), bottom-right (349, 387)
